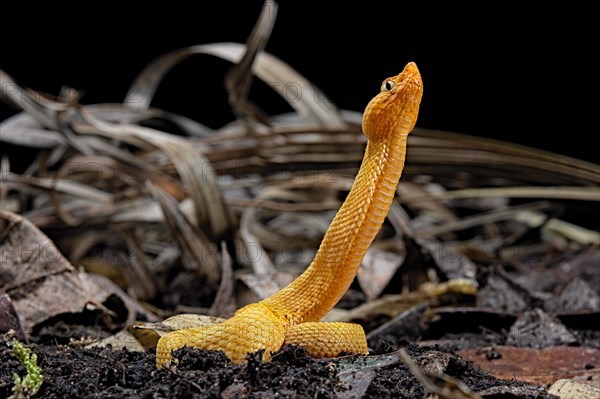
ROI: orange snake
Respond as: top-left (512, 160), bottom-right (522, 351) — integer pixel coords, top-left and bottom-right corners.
top-left (156, 62), bottom-right (423, 367)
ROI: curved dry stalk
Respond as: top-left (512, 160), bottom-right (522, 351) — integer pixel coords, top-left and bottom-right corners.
top-left (413, 201), bottom-right (553, 238)
top-left (0, 70), bottom-right (61, 130)
top-left (208, 242), bottom-right (235, 317)
top-left (146, 182), bottom-right (221, 285)
top-left (225, 0), bottom-right (278, 127)
top-left (0, 113), bottom-right (65, 148)
top-left (124, 43), bottom-right (346, 128)
top-left (227, 197), bottom-right (341, 212)
top-left (160, 141), bottom-right (233, 241)
top-left (398, 186), bottom-right (600, 203)
top-left (3, 172), bottom-right (114, 203)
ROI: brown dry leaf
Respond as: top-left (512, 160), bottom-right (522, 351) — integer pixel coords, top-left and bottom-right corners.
top-left (85, 322), bottom-right (154, 352)
top-left (139, 313), bottom-right (224, 335)
top-left (87, 314), bottom-right (224, 351)
top-left (357, 239), bottom-right (406, 301)
top-left (459, 346), bottom-right (600, 386)
top-left (84, 272), bottom-right (159, 323)
top-left (506, 308), bottom-right (577, 348)
top-left (548, 379), bottom-right (600, 398)
top-left (0, 210), bottom-right (90, 330)
top-left (0, 210), bottom-right (157, 332)
top-left (0, 292), bottom-right (26, 341)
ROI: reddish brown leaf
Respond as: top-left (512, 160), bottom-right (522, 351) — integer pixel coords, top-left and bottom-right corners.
top-left (459, 346), bottom-right (600, 386)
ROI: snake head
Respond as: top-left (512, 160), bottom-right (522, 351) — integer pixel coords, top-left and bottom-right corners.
top-left (362, 62), bottom-right (423, 143)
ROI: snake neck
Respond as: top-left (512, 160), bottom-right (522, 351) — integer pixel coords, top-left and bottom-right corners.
top-left (262, 136), bottom-right (408, 325)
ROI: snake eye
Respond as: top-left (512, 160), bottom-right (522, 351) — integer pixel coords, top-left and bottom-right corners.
top-left (382, 80), bottom-right (395, 92)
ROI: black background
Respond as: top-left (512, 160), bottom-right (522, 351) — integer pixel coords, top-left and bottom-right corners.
top-left (1, 3), bottom-right (596, 168)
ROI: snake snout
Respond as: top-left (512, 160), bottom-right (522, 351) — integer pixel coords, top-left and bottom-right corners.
top-left (402, 62), bottom-right (423, 90)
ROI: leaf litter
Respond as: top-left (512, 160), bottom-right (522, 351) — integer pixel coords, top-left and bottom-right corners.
top-left (1, 1), bottom-right (599, 397)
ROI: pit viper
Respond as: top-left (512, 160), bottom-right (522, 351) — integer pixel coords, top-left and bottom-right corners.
top-left (156, 62), bottom-right (423, 367)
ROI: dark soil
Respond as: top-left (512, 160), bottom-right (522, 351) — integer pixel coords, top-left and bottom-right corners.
top-left (1, 342), bottom-right (552, 399)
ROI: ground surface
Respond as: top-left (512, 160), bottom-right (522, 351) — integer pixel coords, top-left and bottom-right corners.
top-left (1, 248), bottom-right (599, 398)
top-left (0, 342), bottom-right (553, 398)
